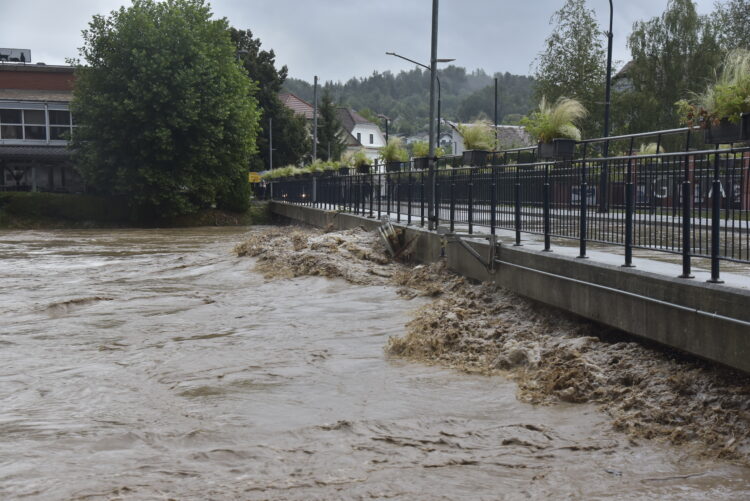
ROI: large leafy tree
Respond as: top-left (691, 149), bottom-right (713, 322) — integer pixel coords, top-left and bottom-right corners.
top-left (620, 0), bottom-right (723, 133)
top-left (533, 0), bottom-right (606, 139)
top-left (316, 90), bottom-right (346, 161)
top-left (71, 0), bottom-right (259, 218)
top-left (230, 28), bottom-right (309, 170)
top-left (712, 0), bottom-right (750, 52)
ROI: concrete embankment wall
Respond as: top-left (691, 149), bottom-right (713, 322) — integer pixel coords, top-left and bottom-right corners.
top-left (270, 202), bottom-right (750, 373)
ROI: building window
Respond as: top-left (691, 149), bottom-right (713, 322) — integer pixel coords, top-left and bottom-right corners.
top-left (0, 107), bottom-right (74, 142)
top-left (0, 109), bottom-right (22, 140)
top-left (356, 132), bottom-right (361, 143)
top-left (49, 110), bottom-right (72, 140)
top-left (369, 134), bottom-right (374, 144)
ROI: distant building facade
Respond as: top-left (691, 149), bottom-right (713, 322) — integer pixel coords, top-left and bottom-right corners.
top-left (278, 92), bottom-right (386, 162)
top-left (0, 63), bottom-right (83, 192)
top-left (442, 120), bottom-right (533, 155)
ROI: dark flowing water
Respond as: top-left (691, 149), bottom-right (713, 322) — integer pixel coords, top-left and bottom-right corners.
top-left (1, 227), bottom-right (749, 500)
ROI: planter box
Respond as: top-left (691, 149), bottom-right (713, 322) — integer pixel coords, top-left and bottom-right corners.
top-left (704, 114), bottom-right (750, 144)
top-left (386, 161), bottom-right (403, 172)
top-left (704, 118), bottom-right (742, 144)
top-left (537, 138), bottom-right (577, 160)
top-left (413, 156), bottom-right (430, 171)
top-left (356, 165), bottom-right (371, 174)
top-left (338, 167), bottom-right (350, 175)
top-left (462, 149), bottom-right (488, 166)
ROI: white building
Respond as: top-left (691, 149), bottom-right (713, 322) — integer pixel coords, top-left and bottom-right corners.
top-left (337, 108), bottom-right (386, 161)
top-left (442, 119), bottom-right (533, 155)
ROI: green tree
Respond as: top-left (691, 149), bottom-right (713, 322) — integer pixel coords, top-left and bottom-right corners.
top-left (230, 28), bottom-right (309, 171)
top-left (712, 0), bottom-right (750, 51)
top-left (71, 0), bottom-right (259, 217)
top-left (621, 0), bottom-right (723, 133)
top-left (316, 91), bottom-right (346, 161)
top-left (533, 0), bottom-right (606, 139)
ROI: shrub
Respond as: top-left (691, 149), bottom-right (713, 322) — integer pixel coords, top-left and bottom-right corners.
top-left (676, 49), bottom-right (750, 126)
top-left (379, 138), bottom-right (409, 163)
top-left (457, 120), bottom-right (496, 150)
top-left (520, 97), bottom-right (588, 143)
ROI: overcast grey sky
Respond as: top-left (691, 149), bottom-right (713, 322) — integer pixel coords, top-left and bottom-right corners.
top-left (1, 0), bottom-right (716, 82)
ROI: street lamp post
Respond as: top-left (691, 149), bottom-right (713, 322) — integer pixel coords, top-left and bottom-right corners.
top-left (385, 51), bottom-right (452, 153)
top-left (378, 114), bottom-right (390, 143)
top-left (599, 0), bottom-right (614, 212)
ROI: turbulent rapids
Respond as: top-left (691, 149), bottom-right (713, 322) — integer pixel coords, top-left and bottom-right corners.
top-left (236, 225), bottom-right (750, 463)
top-left (1, 226), bottom-right (749, 500)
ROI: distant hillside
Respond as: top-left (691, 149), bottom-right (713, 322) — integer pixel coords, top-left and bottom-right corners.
top-left (283, 66), bottom-right (536, 135)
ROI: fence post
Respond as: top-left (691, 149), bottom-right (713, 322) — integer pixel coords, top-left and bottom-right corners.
top-left (543, 163), bottom-right (551, 251)
top-left (578, 158), bottom-right (588, 258)
top-left (385, 170), bottom-right (393, 219)
top-left (491, 166), bottom-right (497, 236)
top-left (624, 154), bottom-right (635, 267)
top-left (369, 172), bottom-right (374, 217)
top-left (407, 170), bottom-right (413, 225)
top-left (377, 172), bottom-right (381, 219)
top-left (420, 171), bottom-right (425, 227)
top-left (396, 172), bottom-right (401, 223)
top-left (514, 165), bottom-right (522, 246)
top-left (450, 168), bottom-right (456, 232)
top-left (468, 167), bottom-right (474, 234)
top-left (680, 131), bottom-right (694, 278)
top-left (709, 149), bottom-right (724, 283)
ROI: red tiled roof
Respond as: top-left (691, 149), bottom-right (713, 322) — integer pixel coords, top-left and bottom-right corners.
top-left (279, 92), bottom-right (314, 120)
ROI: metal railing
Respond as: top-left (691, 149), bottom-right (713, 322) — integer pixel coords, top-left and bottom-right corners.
top-left (265, 141), bottom-right (750, 283)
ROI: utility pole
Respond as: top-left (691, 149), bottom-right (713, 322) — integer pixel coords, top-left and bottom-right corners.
top-left (494, 77), bottom-right (499, 146)
top-left (599, 0), bottom-right (614, 213)
top-left (312, 75), bottom-right (318, 161)
top-left (269, 117), bottom-right (273, 170)
top-left (427, 0), bottom-right (439, 230)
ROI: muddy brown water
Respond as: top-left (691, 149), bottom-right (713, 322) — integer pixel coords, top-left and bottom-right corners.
top-left (1, 227), bottom-right (749, 500)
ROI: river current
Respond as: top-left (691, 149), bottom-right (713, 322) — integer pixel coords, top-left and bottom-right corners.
top-left (1, 227), bottom-right (749, 500)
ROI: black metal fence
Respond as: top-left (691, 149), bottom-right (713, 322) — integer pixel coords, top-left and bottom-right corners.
top-left (265, 138), bottom-right (750, 283)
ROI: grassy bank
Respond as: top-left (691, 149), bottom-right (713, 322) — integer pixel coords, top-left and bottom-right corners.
top-left (0, 192), bottom-right (270, 229)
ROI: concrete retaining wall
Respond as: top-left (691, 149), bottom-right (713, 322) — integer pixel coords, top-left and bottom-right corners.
top-left (270, 202), bottom-right (750, 373)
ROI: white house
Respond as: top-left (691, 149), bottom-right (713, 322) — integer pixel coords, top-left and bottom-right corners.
top-left (337, 108), bottom-right (386, 161)
top-left (442, 119), bottom-right (533, 155)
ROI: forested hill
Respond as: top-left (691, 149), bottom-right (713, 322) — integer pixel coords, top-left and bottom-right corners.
top-left (283, 66), bottom-right (536, 135)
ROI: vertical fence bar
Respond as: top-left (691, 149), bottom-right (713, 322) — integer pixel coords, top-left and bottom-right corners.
top-left (709, 149), bottom-right (723, 283)
top-left (490, 166), bottom-right (497, 236)
top-left (680, 130), bottom-right (693, 278)
top-left (468, 167), bottom-right (474, 234)
top-left (624, 154), bottom-right (635, 267)
top-left (543, 163), bottom-right (551, 251)
top-left (450, 168), bottom-right (456, 232)
top-left (377, 172), bottom-right (381, 219)
top-left (420, 171), bottom-right (425, 227)
top-left (514, 165), bottom-right (521, 246)
top-left (407, 171), bottom-right (413, 225)
top-left (578, 159), bottom-right (588, 258)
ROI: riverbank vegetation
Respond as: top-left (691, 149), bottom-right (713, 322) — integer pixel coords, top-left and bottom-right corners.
top-left (71, 0), bottom-right (260, 219)
top-left (0, 192), bottom-right (269, 229)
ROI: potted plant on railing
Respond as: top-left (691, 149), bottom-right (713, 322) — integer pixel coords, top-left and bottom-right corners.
top-left (321, 161), bottom-right (336, 177)
top-left (411, 141), bottom-right (445, 170)
top-left (521, 96), bottom-right (587, 160)
top-left (676, 49), bottom-right (750, 144)
top-left (457, 120), bottom-right (496, 166)
top-left (380, 137), bottom-right (409, 172)
top-left (309, 160), bottom-right (325, 177)
top-left (352, 149), bottom-right (373, 174)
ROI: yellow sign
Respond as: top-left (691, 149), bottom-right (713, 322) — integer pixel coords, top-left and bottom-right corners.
top-left (248, 172), bottom-right (261, 183)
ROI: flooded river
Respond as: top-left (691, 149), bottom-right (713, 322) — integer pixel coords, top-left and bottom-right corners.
top-left (1, 227), bottom-right (749, 500)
